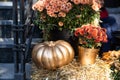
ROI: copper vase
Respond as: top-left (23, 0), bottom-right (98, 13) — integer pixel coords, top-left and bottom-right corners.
top-left (78, 46), bottom-right (99, 66)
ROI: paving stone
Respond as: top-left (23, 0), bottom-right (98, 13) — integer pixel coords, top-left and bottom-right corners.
top-left (0, 63), bottom-right (31, 80)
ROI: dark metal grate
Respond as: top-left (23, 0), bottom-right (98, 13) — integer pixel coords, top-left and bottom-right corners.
top-left (0, 0), bottom-right (36, 80)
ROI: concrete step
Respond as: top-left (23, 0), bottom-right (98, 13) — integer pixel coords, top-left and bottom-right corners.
top-left (0, 20), bottom-right (13, 26)
top-left (0, 63), bottom-right (31, 80)
top-left (0, 1), bottom-right (12, 9)
top-left (0, 38), bottom-right (43, 48)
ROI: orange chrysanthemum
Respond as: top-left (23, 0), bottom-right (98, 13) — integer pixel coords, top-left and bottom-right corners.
top-left (58, 21), bottom-right (64, 27)
top-left (32, 0), bottom-right (103, 41)
top-left (74, 24), bottom-right (108, 48)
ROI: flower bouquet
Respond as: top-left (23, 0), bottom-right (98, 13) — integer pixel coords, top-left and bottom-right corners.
top-left (32, 0), bottom-right (103, 41)
top-left (74, 24), bottom-right (108, 65)
top-left (74, 24), bottom-right (108, 49)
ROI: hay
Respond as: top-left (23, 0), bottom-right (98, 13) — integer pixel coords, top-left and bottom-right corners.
top-left (31, 58), bottom-right (113, 80)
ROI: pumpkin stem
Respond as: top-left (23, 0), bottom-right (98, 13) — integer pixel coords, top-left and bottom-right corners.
top-left (48, 41), bottom-right (55, 47)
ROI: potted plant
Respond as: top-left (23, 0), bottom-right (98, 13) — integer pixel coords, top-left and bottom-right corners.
top-left (32, 0), bottom-right (102, 41)
top-left (74, 24), bottom-right (108, 65)
top-left (74, 24), bottom-right (108, 49)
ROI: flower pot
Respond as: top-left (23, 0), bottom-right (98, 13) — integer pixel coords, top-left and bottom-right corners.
top-left (42, 27), bottom-right (79, 55)
top-left (49, 29), bottom-right (71, 41)
top-left (50, 29), bottom-right (79, 55)
top-left (78, 46), bottom-right (99, 66)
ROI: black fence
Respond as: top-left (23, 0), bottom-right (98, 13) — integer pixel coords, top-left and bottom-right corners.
top-left (0, 0), bottom-right (37, 80)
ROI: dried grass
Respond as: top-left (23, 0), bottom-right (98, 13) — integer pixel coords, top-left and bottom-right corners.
top-left (31, 58), bottom-right (113, 80)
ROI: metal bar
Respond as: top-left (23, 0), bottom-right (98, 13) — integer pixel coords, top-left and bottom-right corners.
top-left (25, 24), bottom-right (35, 61)
top-left (13, 0), bottom-right (19, 75)
top-left (12, 0), bottom-right (35, 79)
top-left (13, 1), bottom-right (18, 25)
top-left (19, 0), bottom-right (26, 80)
top-left (20, 0), bottom-right (25, 25)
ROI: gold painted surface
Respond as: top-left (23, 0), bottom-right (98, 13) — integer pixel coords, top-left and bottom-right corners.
top-left (32, 40), bottom-right (74, 70)
top-left (78, 46), bottom-right (99, 66)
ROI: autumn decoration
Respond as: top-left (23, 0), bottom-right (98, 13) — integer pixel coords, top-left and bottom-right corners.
top-left (74, 24), bottom-right (108, 49)
top-left (74, 24), bottom-right (108, 65)
top-left (32, 40), bottom-right (74, 70)
top-left (32, 0), bottom-right (102, 40)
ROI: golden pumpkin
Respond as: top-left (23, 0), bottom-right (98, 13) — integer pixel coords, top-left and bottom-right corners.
top-left (32, 40), bottom-right (75, 69)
